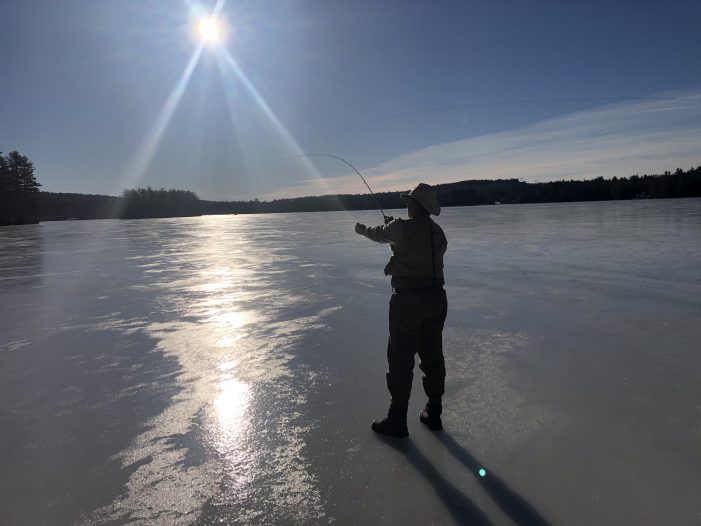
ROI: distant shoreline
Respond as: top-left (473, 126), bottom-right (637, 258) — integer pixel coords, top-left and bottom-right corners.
top-left (30, 166), bottom-right (700, 222)
top-left (33, 194), bottom-right (700, 223)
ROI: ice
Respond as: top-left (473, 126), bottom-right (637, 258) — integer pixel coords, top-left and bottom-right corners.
top-left (1, 199), bottom-right (700, 525)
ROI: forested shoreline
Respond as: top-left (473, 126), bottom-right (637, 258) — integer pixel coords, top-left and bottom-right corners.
top-left (2, 153), bottom-right (700, 225)
top-left (35, 166), bottom-right (701, 222)
top-left (201, 167), bottom-right (701, 216)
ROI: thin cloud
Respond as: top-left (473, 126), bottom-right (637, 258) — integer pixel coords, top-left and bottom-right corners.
top-left (264, 89), bottom-right (701, 199)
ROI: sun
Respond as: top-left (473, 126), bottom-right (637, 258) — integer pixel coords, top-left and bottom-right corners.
top-left (196, 16), bottom-right (223, 45)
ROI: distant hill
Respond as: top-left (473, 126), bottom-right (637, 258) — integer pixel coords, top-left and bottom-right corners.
top-left (35, 166), bottom-right (701, 222)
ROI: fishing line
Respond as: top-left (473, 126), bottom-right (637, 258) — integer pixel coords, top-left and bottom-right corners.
top-left (308, 95), bottom-right (693, 144)
top-left (291, 153), bottom-right (389, 221)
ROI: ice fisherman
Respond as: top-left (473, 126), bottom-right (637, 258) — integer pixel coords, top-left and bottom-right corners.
top-left (354, 183), bottom-right (448, 438)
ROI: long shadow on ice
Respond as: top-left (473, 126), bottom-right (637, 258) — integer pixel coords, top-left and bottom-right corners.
top-left (434, 432), bottom-right (551, 526)
top-left (380, 437), bottom-right (493, 526)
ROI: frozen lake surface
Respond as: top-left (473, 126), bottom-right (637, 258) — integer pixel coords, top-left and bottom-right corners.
top-left (1, 199), bottom-right (700, 525)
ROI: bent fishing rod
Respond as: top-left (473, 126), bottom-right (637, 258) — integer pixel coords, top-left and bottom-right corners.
top-left (296, 153), bottom-right (393, 223)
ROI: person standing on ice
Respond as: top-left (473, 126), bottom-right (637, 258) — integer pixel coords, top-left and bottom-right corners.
top-left (354, 183), bottom-right (448, 438)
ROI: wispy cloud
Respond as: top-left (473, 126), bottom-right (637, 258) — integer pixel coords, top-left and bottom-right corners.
top-left (263, 89), bottom-right (701, 199)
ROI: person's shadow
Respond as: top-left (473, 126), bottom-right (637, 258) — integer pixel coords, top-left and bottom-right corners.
top-left (381, 432), bottom-right (551, 525)
top-left (435, 432), bottom-right (551, 525)
top-left (381, 438), bottom-right (493, 526)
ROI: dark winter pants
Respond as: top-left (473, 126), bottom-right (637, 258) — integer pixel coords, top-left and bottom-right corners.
top-left (386, 288), bottom-right (448, 404)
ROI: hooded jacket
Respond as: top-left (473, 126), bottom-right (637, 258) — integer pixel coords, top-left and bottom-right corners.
top-left (363, 217), bottom-right (447, 289)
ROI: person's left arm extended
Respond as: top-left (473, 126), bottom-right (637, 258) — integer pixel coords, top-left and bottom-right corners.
top-left (354, 219), bottom-right (403, 245)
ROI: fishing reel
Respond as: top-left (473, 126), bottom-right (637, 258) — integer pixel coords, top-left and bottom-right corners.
top-left (383, 215), bottom-right (395, 224)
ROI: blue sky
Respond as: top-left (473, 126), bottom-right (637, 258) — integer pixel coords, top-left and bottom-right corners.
top-left (1, 1), bottom-right (700, 200)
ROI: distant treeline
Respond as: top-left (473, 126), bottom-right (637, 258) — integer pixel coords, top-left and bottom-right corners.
top-left (119, 187), bottom-right (201, 219)
top-left (39, 192), bottom-right (118, 221)
top-left (6, 164), bottom-right (701, 224)
top-left (37, 188), bottom-right (199, 221)
top-left (0, 150), bottom-right (41, 225)
top-left (200, 166), bottom-right (701, 215)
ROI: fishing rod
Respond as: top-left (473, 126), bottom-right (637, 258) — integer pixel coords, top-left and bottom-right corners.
top-left (297, 153), bottom-right (392, 223)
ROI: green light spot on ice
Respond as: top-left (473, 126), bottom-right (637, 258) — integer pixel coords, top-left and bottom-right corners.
top-left (479, 469), bottom-right (486, 477)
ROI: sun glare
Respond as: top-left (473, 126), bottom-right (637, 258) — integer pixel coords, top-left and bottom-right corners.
top-left (197, 17), bottom-right (222, 45)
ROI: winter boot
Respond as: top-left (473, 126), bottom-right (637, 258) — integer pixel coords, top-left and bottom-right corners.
top-left (372, 400), bottom-right (409, 438)
top-left (419, 399), bottom-right (443, 431)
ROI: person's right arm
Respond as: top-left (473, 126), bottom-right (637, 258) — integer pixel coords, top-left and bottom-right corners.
top-left (355, 219), bottom-right (403, 245)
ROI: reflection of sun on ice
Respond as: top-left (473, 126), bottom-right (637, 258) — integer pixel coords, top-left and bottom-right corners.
top-left (214, 378), bottom-right (250, 450)
top-left (213, 310), bottom-right (249, 330)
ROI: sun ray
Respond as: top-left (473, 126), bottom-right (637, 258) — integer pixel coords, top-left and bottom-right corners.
top-left (215, 48), bottom-right (340, 199)
top-left (118, 43), bottom-right (205, 196)
top-left (214, 56), bottom-right (255, 191)
top-left (211, 0), bottom-right (227, 17)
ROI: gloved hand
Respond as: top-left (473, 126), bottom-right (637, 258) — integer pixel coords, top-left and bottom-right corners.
top-left (355, 223), bottom-right (367, 235)
top-left (383, 215), bottom-right (395, 225)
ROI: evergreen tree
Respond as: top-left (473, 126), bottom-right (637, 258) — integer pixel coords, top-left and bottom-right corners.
top-left (6, 150), bottom-right (40, 193)
top-left (0, 150), bottom-right (41, 225)
top-left (0, 152), bottom-right (9, 193)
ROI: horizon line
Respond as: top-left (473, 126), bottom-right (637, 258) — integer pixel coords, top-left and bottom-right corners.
top-left (37, 164), bottom-right (700, 203)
